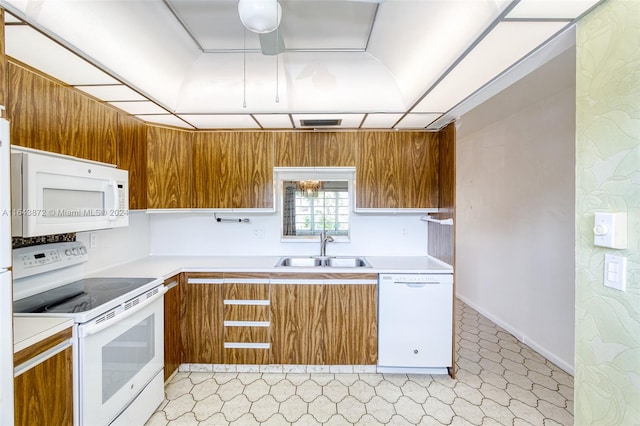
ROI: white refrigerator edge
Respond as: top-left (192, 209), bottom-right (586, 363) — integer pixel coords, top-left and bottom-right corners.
top-left (0, 113), bottom-right (14, 426)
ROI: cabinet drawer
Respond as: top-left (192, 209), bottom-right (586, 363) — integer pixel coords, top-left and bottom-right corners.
top-left (224, 348), bottom-right (269, 364)
top-left (224, 283), bottom-right (269, 300)
top-left (224, 326), bottom-right (269, 343)
top-left (224, 304), bottom-right (269, 322)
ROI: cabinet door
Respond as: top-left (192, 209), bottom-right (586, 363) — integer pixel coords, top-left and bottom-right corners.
top-left (324, 284), bottom-right (377, 365)
top-left (163, 275), bottom-right (183, 380)
top-left (184, 275), bottom-right (224, 364)
top-left (270, 284), bottom-right (326, 365)
top-left (116, 113), bottom-right (147, 210)
top-left (146, 126), bottom-right (193, 208)
top-left (274, 131), bottom-right (355, 167)
top-left (14, 329), bottom-right (73, 426)
top-left (8, 63), bottom-right (117, 164)
top-left (193, 132), bottom-right (273, 209)
top-left (356, 132), bottom-right (402, 208)
top-left (356, 131), bottom-right (439, 209)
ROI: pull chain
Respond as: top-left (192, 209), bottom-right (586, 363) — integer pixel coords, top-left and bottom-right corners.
top-left (243, 27), bottom-right (247, 108)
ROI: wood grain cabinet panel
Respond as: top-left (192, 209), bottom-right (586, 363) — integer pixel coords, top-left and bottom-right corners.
top-left (14, 328), bottom-right (73, 426)
top-left (8, 62), bottom-right (118, 164)
top-left (222, 274), bottom-right (270, 364)
top-left (147, 126), bottom-right (193, 209)
top-left (184, 279), bottom-right (224, 364)
top-left (14, 346), bottom-right (73, 426)
top-left (274, 132), bottom-right (314, 167)
top-left (314, 132), bottom-right (356, 167)
top-left (164, 275), bottom-right (183, 381)
top-left (356, 131), bottom-right (439, 209)
top-left (0, 11), bottom-right (7, 107)
top-left (275, 131), bottom-right (355, 167)
top-left (116, 113), bottom-right (147, 210)
top-left (324, 284), bottom-right (377, 365)
top-left (270, 284), bottom-right (326, 365)
top-left (193, 132), bottom-right (274, 209)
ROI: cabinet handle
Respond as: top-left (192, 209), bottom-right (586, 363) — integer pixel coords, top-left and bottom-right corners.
top-left (14, 339), bottom-right (72, 377)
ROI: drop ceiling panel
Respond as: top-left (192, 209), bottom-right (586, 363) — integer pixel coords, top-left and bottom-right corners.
top-left (395, 113), bottom-right (442, 129)
top-left (179, 114), bottom-right (261, 129)
top-left (292, 114), bottom-right (365, 128)
top-left (361, 114), bottom-right (404, 129)
top-left (4, 25), bottom-right (118, 85)
top-left (412, 21), bottom-right (567, 113)
top-left (136, 114), bottom-right (194, 129)
top-left (506, 0), bottom-right (602, 19)
top-left (76, 85), bottom-right (147, 102)
top-left (254, 114), bottom-right (294, 129)
top-left (109, 101), bottom-right (167, 115)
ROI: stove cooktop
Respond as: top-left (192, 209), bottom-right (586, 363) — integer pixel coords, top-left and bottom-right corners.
top-left (13, 277), bottom-right (158, 315)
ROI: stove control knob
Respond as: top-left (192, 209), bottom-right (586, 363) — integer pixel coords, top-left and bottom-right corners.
top-left (65, 249), bottom-right (72, 256)
top-left (72, 248), bottom-right (79, 255)
top-left (79, 247), bottom-right (87, 255)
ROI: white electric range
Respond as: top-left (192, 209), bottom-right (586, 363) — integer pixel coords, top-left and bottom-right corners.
top-left (13, 241), bottom-right (166, 426)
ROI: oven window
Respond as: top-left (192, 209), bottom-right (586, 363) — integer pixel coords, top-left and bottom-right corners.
top-left (102, 313), bottom-right (155, 403)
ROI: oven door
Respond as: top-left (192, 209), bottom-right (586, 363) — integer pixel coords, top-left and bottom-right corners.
top-left (77, 286), bottom-right (165, 426)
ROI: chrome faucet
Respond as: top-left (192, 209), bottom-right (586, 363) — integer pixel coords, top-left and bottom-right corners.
top-left (320, 230), bottom-right (334, 257)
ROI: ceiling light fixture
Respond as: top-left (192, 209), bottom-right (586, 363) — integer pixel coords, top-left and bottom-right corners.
top-left (238, 0), bottom-right (282, 34)
top-left (296, 180), bottom-right (322, 197)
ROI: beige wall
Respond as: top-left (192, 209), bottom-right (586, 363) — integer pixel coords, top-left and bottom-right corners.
top-left (456, 46), bottom-right (576, 373)
top-left (575, 0), bottom-right (640, 423)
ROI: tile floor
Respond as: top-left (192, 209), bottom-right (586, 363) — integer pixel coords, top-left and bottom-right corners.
top-left (146, 300), bottom-right (574, 425)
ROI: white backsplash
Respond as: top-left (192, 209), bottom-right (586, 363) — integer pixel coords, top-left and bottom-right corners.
top-left (148, 211), bottom-right (428, 257)
top-left (76, 210), bottom-right (151, 274)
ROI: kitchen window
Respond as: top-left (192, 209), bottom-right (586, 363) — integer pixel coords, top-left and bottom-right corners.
top-left (275, 167), bottom-right (354, 241)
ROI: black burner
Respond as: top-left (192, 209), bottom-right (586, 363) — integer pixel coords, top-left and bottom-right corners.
top-left (14, 277), bottom-right (157, 314)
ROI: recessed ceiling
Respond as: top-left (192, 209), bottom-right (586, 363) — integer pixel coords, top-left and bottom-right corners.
top-left (1, 0), bottom-right (605, 130)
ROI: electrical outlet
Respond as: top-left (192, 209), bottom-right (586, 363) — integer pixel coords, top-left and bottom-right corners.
top-left (253, 227), bottom-right (265, 239)
top-left (400, 227), bottom-right (408, 239)
top-left (89, 232), bottom-right (97, 248)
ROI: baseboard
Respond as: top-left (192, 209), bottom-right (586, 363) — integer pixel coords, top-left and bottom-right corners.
top-left (456, 294), bottom-right (574, 376)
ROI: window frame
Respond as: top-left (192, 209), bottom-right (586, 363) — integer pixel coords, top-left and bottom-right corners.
top-left (274, 167), bottom-right (355, 242)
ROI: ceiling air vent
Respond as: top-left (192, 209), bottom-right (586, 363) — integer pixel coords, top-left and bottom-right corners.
top-left (299, 119), bottom-right (342, 127)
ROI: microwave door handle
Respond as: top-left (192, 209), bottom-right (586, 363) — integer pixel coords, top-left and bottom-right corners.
top-left (80, 286), bottom-right (167, 337)
top-left (109, 180), bottom-right (119, 221)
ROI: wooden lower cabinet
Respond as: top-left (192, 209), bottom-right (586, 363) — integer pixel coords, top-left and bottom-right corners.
top-left (14, 328), bottom-right (73, 426)
top-left (270, 277), bottom-right (378, 365)
top-left (184, 274), bottom-right (224, 364)
top-left (163, 274), bottom-right (183, 381)
top-left (270, 284), bottom-right (326, 365)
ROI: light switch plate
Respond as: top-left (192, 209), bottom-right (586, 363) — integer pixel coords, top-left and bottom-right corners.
top-left (604, 254), bottom-right (627, 292)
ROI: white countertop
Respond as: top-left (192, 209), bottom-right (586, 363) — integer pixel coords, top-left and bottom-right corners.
top-left (14, 316), bottom-right (74, 353)
top-left (91, 255), bottom-right (453, 281)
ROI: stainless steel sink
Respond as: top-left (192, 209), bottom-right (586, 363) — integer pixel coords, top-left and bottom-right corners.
top-left (278, 256), bottom-right (323, 267)
top-left (276, 256), bottom-right (370, 268)
top-left (324, 256), bottom-right (370, 268)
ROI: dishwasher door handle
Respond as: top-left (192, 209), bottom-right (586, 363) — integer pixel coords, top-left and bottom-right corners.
top-left (395, 281), bottom-right (441, 286)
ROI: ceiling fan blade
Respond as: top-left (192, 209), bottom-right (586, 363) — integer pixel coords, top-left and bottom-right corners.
top-left (259, 28), bottom-right (285, 55)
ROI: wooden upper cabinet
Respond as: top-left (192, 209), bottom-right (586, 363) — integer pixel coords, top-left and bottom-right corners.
top-left (193, 131), bottom-right (274, 209)
top-left (116, 113), bottom-right (147, 210)
top-left (8, 63), bottom-right (117, 164)
top-left (274, 131), bottom-right (355, 167)
top-left (356, 131), bottom-right (439, 209)
top-left (146, 126), bottom-right (193, 208)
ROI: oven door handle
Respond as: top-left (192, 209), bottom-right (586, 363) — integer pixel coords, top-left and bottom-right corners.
top-left (81, 286), bottom-right (167, 337)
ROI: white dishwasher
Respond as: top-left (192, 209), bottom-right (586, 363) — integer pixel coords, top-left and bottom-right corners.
top-left (377, 273), bottom-right (453, 374)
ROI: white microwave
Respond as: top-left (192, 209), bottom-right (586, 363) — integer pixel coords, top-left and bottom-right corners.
top-left (11, 147), bottom-right (129, 237)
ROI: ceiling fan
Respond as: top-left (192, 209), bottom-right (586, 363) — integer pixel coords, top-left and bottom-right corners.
top-left (237, 0), bottom-right (385, 55)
